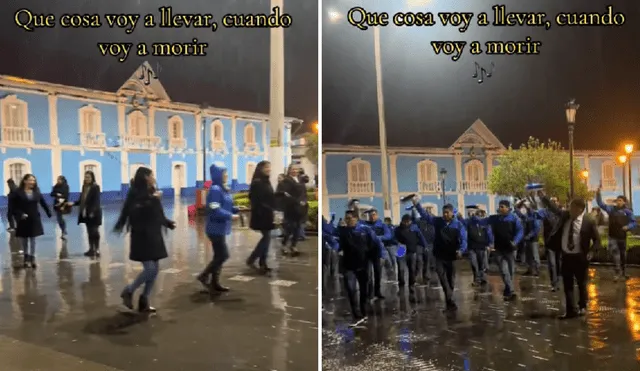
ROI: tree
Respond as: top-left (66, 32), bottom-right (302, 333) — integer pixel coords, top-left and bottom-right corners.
top-left (304, 132), bottom-right (318, 164)
top-left (488, 137), bottom-right (592, 203)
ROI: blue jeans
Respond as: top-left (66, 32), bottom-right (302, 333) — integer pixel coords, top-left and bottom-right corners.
top-left (55, 211), bottom-right (67, 234)
top-left (384, 245), bottom-right (397, 280)
top-left (525, 241), bottom-right (540, 273)
top-left (609, 238), bottom-right (627, 276)
top-left (126, 260), bottom-right (159, 297)
top-left (469, 249), bottom-right (487, 283)
top-left (247, 230), bottom-right (271, 267)
top-left (202, 234), bottom-right (230, 277)
top-left (21, 237), bottom-right (36, 256)
top-left (496, 250), bottom-right (516, 296)
top-left (417, 245), bottom-right (434, 281)
top-left (546, 249), bottom-right (561, 289)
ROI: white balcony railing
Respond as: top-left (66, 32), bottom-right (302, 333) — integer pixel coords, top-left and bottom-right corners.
top-left (122, 135), bottom-right (161, 150)
top-left (168, 138), bottom-right (187, 150)
top-left (458, 180), bottom-right (487, 192)
top-left (211, 140), bottom-right (227, 151)
top-left (79, 132), bottom-right (106, 148)
top-left (602, 178), bottom-right (617, 191)
top-left (348, 181), bottom-right (375, 195)
top-left (418, 181), bottom-right (441, 194)
top-left (2, 127), bottom-right (34, 145)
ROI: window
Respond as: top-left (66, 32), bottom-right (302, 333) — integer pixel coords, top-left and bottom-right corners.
top-left (79, 160), bottom-right (102, 188)
top-left (79, 105), bottom-right (101, 134)
top-left (465, 160), bottom-right (484, 181)
top-left (601, 160), bottom-right (616, 190)
top-left (348, 159), bottom-right (371, 182)
top-left (244, 123), bottom-right (256, 145)
top-left (127, 111), bottom-right (147, 136)
top-left (246, 162), bottom-right (256, 183)
top-left (418, 160), bottom-right (437, 182)
top-left (168, 116), bottom-right (183, 139)
top-left (3, 158), bottom-right (31, 194)
top-left (1, 95), bottom-right (28, 128)
top-left (213, 120), bottom-right (224, 142)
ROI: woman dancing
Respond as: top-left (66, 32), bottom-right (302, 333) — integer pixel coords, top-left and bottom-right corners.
top-left (12, 174), bottom-right (51, 268)
top-left (67, 171), bottom-right (102, 257)
top-left (51, 175), bottom-right (70, 240)
top-left (115, 167), bottom-right (175, 313)
top-left (246, 161), bottom-right (276, 273)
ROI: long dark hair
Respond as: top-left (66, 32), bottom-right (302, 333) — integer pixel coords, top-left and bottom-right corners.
top-left (19, 173), bottom-right (37, 191)
top-left (84, 171), bottom-right (96, 184)
top-left (131, 167), bottom-right (153, 195)
top-left (251, 161), bottom-right (270, 182)
top-left (57, 175), bottom-right (68, 186)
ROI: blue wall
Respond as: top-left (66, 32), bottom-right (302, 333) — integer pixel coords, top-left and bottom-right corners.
top-left (0, 91), bottom-right (49, 145)
top-left (57, 98), bottom-right (118, 145)
top-left (61, 150), bottom-right (121, 193)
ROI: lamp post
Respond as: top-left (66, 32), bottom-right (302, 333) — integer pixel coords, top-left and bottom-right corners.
top-left (565, 99), bottom-right (579, 200)
top-left (440, 167), bottom-right (447, 206)
top-left (624, 143), bottom-right (634, 211)
top-left (618, 154), bottom-right (629, 201)
top-left (200, 103), bottom-right (208, 186)
top-left (580, 169), bottom-right (589, 211)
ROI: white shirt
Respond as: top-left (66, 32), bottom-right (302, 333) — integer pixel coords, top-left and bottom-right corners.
top-left (562, 214), bottom-right (583, 254)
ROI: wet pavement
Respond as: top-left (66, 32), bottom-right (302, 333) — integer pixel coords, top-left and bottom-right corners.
top-left (322, 262), bottom-right (640, 371)
top-left (0, 199), bottom-right (318, 371)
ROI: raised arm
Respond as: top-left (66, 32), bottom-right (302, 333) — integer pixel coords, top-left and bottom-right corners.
top-left (414, 202), bottom-right (435, 225)
top-left (595, 190), bottom-right (613, 214)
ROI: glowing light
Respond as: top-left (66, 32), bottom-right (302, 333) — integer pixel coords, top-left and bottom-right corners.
top-left (618, 154), bottom-right (628, 164)
top-left (312, 122), bottom-right (319, 133)
top-left (625, 143), bottom-right (634, 154)
top-left (580, 169), bottom-right (589, 179)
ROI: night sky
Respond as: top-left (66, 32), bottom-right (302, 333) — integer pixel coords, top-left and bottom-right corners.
top-left (323, 0), bottom-right (640, 150)
top-left (0, 0), bottom-right (318, 129)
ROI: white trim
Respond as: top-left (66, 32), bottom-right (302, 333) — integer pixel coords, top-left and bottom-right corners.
top-left (244, 122), bottom-right (257, 145)
top-left (347, 158), bottom-right (375, 196)
top-left (417, 159), bottom-right (438, 182)
top-left (322, 153), bottom-right (330, 218)
top-left (3, 157), bottom-right (31, 194)
top-left (168, 115), bottom-right (183, 139)
top-left (195, 112), bottom-right (203, 182)
top-left (117, 101), bottom-right (125, 136)
top-left (601, 160), bottom-right (616, 190)
top-left (210, 119), bottom-right (227, 154)
top-left (171, 161), bottom-right (187, 191)
top-left (48, 94), bottom-right (59, 145)
top-left (231, 117), bottom-right (238, 178)
top-left (79, 160), bottom-right (102, 188)
top-left (0, 95), bottom-right (33, 147)
top-left (464, 159), bottom-right (485, 181)
top-left (78, 104), bottom-right (102, 134)
top-left (127, 110), bottom-right (147, 136)
top-left (261, 120), bottom-right (268, 160)
top-left (0, 94), bottom-right (29, 128)
top-left (246, 161), bottom-right (257, 184)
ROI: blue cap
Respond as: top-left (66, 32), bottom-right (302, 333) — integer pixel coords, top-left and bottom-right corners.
top-left (525, 183), bottom-right (544, 191)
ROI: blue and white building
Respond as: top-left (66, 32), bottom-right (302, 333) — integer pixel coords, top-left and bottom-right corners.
top-left (323, 119), bottom-right (634, 221)
top-left (0, 62), bottom-right (298, 205)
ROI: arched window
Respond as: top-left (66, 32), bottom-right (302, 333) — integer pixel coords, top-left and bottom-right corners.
top-left (244, 123), bottom-right (256, 145)
top-left (79, 160), bottom-right (102, 189)
top-left (462, 159), bottom-right (486, 192)
top-left (3, 158), bottom-right (31, 194)
top-left (601, 160), bottom-right (616, 190)
top-left (347, 158), bottom-right (374, 195)
top-left (417, 159), bottom-right (438, 193)
top-left (127, 110), bottom-right (147, 136)
top-left (79, 105), bottom-right (101, 134)
top-left (211, 119), bottom-right (225, 150)
top-left (0, 95), bottom-right (32, 145)
top-left (168, 116), bottom-right (183, 140)
top-left (246, 162), bottom-right (256, 184)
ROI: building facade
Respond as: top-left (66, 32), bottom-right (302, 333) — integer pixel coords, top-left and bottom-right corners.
top-left (323, 119), bottom-right (634, 222)
top-left (0, 62), bottom-right (297, 206)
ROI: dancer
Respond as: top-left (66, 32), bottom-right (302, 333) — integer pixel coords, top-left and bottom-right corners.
top-left (515, 200), bottom-right (542, 276)
top-left (6, 178), bottom-right (17, 232)
top-left (408, 204), bottom-right (435, 284)
top-left (539, 193), bottom-right (600, 318)
top-left (463, 205), bottom-right (493, 287)
top-left (115, 167), bottom-right (176, 312)
top-left (197, 164), bottom-right (239, 293)
top-left (535, 195), bottom-right (563, 291)
top-left (413, 200), bottom-right (467, 311)
top-left (595, 185), bottom-right (636, 281)
top-left (246, 161), bottom-right (276, 273)
top-left (277, 165), bottom-right (307, 256)
top-left (50, 175), bottom-right (70, 240)
top-left (67, 171), bottom-right (102, 257)
top-left (480, 200), bottom-right (523, 301)
top-left (322, 214), bottom-right (338, 293)
top-left (11, 174), bottom-right (51, 268)
top-left (394, 214), bottom-right (427, 298)
top-left (337, 209), bottom-right (379, 325)
top-left (363, 208), bottom-right (391, 299)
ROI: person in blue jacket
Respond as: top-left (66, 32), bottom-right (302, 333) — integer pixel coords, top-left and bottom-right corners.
top-left (407, 204), bottom-right (436, 284)
top-left (514, 200), bottom-right (542, 276)
top-left (462, 205), bottom-right (493, 286)
top-left (534, 196), bottom-right (563, 291)
top-left (362, 208), bottom-right (390, 300)
top-left (394, 214), bottom-right (427, 298)
top-left (322, 214), bottom-right (339, 293)
top-left (412, 200), bottom-right (467, 311)
top-left (197, 164), bottom-right (239, 294)
top-left (596, 185), bottom-right (637, 281)
top-left (479, 200), bottom-right (524, 301)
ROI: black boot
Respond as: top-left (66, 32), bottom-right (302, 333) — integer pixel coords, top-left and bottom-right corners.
top-left (196, 273), bottom-right (210, 292)
top-left (138, 295), bottom-right (156, 313)
top-left (212, 269), bottom-right (230, 292)
top-left (30, 255), bottom-right (37, 269)
top-left (23, 254), bottom-right (30, 269)
top-left (120, 288), bottom-right (133, 310)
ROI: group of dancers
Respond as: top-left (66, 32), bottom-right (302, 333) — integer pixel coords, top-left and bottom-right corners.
top-left (4, 162), bottom-right (310, 313)
top-left (322, 185), bottom-right (636, 325)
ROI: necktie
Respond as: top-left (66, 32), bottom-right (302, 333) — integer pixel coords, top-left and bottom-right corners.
top-left (568, 219), bottom-right (575, 251)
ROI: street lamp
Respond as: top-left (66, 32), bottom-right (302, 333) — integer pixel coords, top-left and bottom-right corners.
top-left (440, 167), bottom-right (447, 206)
top-left (200, 103), bottom-right (208, 186)
top-left (580, 169), bottom-right (589, 181)
top-left (624, 143), bottom-right (634, 211)
top-left (565, 99), bottom-right (579, 200)
top-left (617, 154), bottom-right (628, 201)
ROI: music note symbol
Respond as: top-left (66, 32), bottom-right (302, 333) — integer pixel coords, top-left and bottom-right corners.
top-left (137, 65), bottom-right (155, 86)
top-left (472, 61), bottom-right (495, 84)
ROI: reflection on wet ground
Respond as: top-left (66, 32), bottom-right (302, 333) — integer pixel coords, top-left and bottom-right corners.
top-left (0, 199), bottom-right (318, 371)
top-left (322, 263), bottom-right (640, 370)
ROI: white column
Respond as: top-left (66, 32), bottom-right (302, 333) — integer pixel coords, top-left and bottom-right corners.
top-left (489, 194), bottom-right (496, 214)
top-left (268, 0), bottom-right (285, 188)
top-left (322, 153), bottom-right (329, 218)
top-left (118, 100), bottom-right (128, 184)
top-left (262, 120), bottom-right (268, 160)
top-left (195, 112), bottom-right (203, 182)
top-left (48, 94), bottom-right (62, 184)
top-left (150, 152), bottom-right (157, 175)
top-left (486, 150), bottom-right (494, 213)
top-left (117, 100), bottom-right (126, 136)
top-left (389, 154), bottom-right (399, 222)
top-left (454, 151), bottom-right (463, 211)
top-left (148, 105), bottom-right (156, 138)
top-left (485, 151), bottom-right (494, 175)
top-left (231, 116), bottom-right (238, 180)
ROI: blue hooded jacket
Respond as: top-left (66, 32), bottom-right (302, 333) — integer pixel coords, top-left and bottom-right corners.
top-left (206, 164), bottom-right (238, 236)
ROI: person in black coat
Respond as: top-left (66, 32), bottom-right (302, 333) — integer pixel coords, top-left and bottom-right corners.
top-left (67, 171), bottom-right (102, 257)
top-left (276, 165), bottom-right (307, 256)
top-left (246, 161), bottom-right (276, 273)
top-left (115, 167), bottom-right (175, 313)
top-left (6, 178), bottom-right (17, 231)
top-left (50, 175), bottom-right (70, 239)
top-left (11, 174), bottom-right (52, 268)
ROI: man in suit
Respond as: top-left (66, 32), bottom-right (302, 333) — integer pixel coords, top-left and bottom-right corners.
top-left (540, 193), bottom-right (601, 319)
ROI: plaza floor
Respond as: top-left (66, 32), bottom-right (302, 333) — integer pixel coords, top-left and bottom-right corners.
top-left (0, 199), bottom-right (318, 371)
top-left (322, 262), bottom-right (640, 371)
